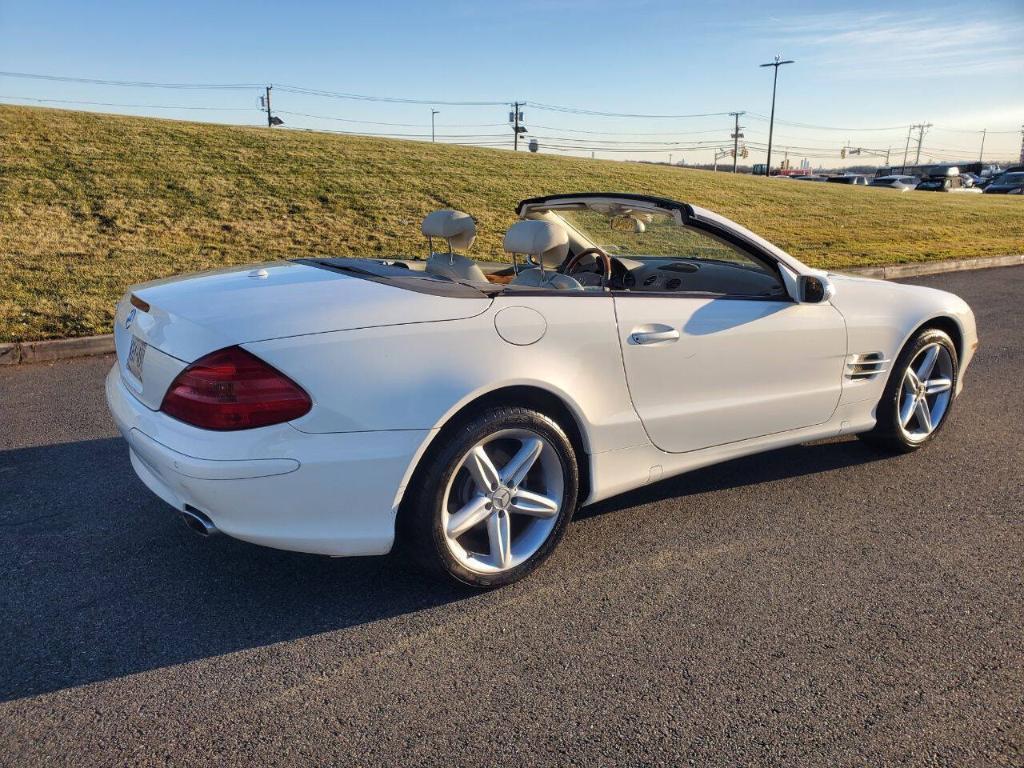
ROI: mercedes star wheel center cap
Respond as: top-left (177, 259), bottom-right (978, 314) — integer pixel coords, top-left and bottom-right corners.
top-left (491, 486), bottom-right (512, 511)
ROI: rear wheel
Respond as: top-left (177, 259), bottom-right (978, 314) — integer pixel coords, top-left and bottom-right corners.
top-left (859, 328), bottom-right (958, 453)
top-left (402, 406), bottom-right (579, 587)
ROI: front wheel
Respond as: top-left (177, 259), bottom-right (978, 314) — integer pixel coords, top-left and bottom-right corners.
top-left (859, 328), bottom-right (958, 453)
top-left (401, 406), bottom-right (579, 587)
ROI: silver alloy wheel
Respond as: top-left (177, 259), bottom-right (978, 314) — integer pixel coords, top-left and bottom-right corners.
top-left (898, 342), bottom-right (954, 443)
top-left (441, 428), bottom-right (565, 574)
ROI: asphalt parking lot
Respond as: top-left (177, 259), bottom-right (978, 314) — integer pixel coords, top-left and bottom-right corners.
top-left (1, 266), bottom-right (1022, 766)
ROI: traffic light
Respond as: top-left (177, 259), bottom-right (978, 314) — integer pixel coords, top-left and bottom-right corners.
top-left (841, 147), bottom-right (847, 159)
top-left (741, 147), bottom-right (749, 158)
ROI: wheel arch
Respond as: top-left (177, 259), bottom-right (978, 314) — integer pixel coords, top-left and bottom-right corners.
top-left (877, 313), bottom-right (965, 403)
top-left (393, 383), bottom-right (593, 521)
top-left (914, 315), bottom-right (964, 361)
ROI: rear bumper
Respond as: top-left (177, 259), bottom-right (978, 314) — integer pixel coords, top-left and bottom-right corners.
top-left (105, 364), bottom-right (430, 556)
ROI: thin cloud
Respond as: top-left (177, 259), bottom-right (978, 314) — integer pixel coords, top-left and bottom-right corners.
top-left (769, 11), bottom-right (1024, 78)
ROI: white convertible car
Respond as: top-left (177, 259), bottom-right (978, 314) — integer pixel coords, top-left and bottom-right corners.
top-left (106, 193), bottom-right (977, 586)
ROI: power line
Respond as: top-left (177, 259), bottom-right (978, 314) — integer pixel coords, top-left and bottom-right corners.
top-left (0, 70), bottom-right (259, 89)
top-left (931, 125), bottom-right (1020, 135)
top-left (0, 95), bottom-right (256, 111)
top-left (529, 134), bottom-right (738, 147)
top-left (274, 109), bottom-right (504, 128)
top-left (746, 113), bottom-right (908, 132)
top-left (528, 101), bottom-right (735, 119)
top-left (275, 84), bottom-right (506, 107)
top-left (529, 139), bottom-right (734, 154)
top-left (4, 69), bottom-right (1022, 162)
top-left (528, 124), bottom-right (728, 136)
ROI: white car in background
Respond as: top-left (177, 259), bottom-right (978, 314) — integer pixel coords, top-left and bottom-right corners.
top-left (869, 175), bottom-right (921, 191)
top-left (106, 193), bottom-right (978, 586)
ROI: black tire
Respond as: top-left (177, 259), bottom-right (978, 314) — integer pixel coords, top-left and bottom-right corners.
top-left (858, 327), bottom-right (958, 454)
top-left (399, 406), bottom-right (579, 588)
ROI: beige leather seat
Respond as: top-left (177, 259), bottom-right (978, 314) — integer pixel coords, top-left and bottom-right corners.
top-left (505, 220), bottom-right (582, 290)
top-left (421, 209), bottom-right (487, 283)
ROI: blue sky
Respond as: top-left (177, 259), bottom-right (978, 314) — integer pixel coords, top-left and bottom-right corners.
top-left (2, 0), bottom-right (1022, 166)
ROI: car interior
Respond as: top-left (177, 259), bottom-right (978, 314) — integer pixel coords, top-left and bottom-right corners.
top-left (414, 202), bottom-right (788, 299)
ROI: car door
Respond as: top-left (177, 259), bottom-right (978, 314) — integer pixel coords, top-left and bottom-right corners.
top-left (616, 295), bottom-right (846, 453)
top-left (613, 236), bottom-right (846, 454)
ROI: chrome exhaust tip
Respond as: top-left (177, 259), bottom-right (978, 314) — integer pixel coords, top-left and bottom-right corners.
top-left (181, 507), bottom-right (218, 537)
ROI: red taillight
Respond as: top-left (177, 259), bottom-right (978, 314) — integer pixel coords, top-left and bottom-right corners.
top-left (160, 346), bottom-right (311, 431)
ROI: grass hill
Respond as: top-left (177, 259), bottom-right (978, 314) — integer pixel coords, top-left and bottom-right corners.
top-left (1, 104), bottom-right (1022, 342)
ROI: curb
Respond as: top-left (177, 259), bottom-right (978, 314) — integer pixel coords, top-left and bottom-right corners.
top-left (1, 334), bottom-right (116, 366)
top-left (2, 254), bottom-right (1022, 366)
top-left (840, 253), bottom-right (1024, 280)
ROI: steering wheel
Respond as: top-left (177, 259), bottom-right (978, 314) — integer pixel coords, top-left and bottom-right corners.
top-left (562, 247), bottom-right (613, 285)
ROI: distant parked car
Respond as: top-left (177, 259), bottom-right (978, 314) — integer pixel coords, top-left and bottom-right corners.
top-left (980, 165), bottom-right (1024, 190)
top-left (983, 172), bottom-right (1024, 195)
top-left (960, 173), bottom-right (983, 188)
top-left (870, 175), bottom-right (920, 191)
top-left (916, 166), bottom-right (963, 192)
top-left (792, 174), bottom-right (828, 182)
top-left (827, 175), bottom-right (868, 185)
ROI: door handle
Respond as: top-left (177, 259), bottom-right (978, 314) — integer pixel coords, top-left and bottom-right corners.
top-left (630, 328), bottom-right (680, 345)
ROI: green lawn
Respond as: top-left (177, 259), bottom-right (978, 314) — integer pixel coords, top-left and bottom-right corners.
top-left (1, 104), bottom-right (1022, 342)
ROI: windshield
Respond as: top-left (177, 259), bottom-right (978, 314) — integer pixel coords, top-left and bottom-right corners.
top-left (549, 206), bottom-right (756, 267)
top-left (998, 173), bottom-right (1024, 183)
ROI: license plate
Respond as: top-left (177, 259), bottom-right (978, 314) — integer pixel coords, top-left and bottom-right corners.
top-left (127, 336), bottom-right (147, 381)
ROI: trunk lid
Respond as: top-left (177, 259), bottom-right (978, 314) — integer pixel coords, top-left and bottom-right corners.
top-left (116, 260), bottom-right (492, 364)
top-left (112, 260), bottom-right (492, 408)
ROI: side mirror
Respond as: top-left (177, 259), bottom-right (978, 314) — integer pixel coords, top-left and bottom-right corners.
top-left (797, 274), bottom-right (834, 303)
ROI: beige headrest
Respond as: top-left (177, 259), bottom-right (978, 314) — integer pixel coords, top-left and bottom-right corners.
top-left (421, 209), bottom-right (476, 250)
top-left (503, 220), bottom-right (569, 268)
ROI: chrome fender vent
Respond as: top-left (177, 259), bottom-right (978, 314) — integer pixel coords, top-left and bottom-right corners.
top-left (846, 352), bottom-right (890, 380)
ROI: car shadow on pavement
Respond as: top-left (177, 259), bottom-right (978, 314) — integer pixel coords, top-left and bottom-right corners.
top-left (0, 433), bottom-right (886, 702)
top-left (576, 435), bottom-right (887, 519)
top-left (0, 437), bottom-right (473, 702)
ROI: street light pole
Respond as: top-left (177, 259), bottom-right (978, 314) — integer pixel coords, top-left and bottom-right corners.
top-left (431, 109), bottom-right (439, 143)
top-left (759, 56), bottom-right (794, 177)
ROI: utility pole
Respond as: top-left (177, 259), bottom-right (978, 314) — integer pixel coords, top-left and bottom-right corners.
top-left (729, 111), bottom-right (745, 173)
top-left (978, 129), bottom-right (986, 162)
top-left (912, 122), bottom-right (932, 165)
top-left (511, 101), bottom-right (524, 151)
top-left (902, 126), bottom-right (912, 173)
top-left (759, 56), bottom-right (794, 176)
top-left (431, 109), bottom-right (439, 143)
top-left (264, 85), bottom-right (273, 127)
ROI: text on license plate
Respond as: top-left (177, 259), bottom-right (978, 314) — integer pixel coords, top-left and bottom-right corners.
top-left (127, 336), bottom-right (147, 381)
